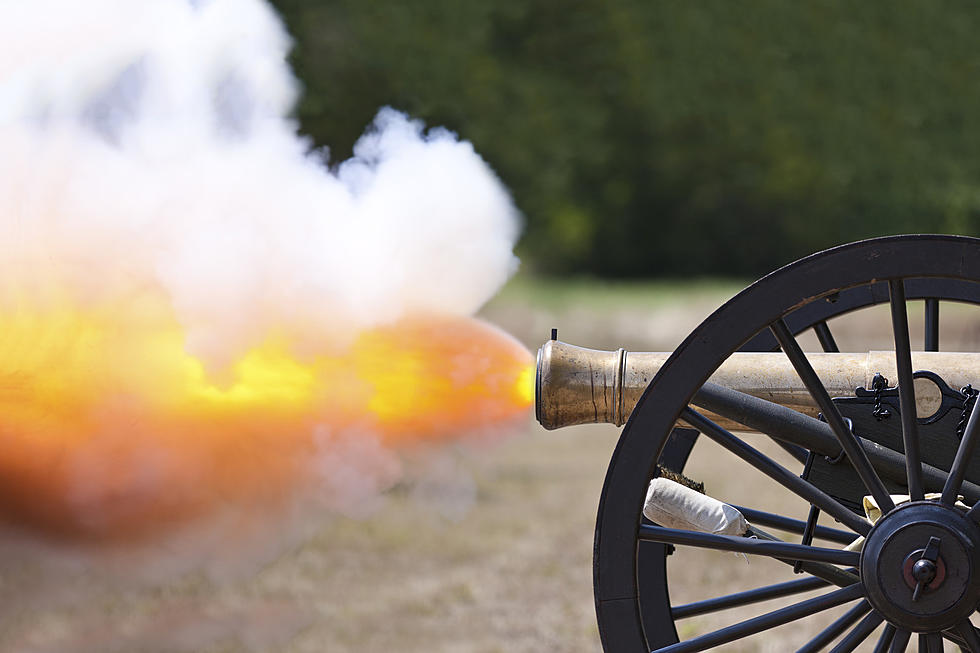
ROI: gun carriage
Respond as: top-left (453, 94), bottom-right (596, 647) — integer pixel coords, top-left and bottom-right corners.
top-left (534, 235), bottom-right (980, 652)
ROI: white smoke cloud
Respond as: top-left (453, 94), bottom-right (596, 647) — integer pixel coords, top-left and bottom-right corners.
top-left (0, 0), bottom-right (520, 365)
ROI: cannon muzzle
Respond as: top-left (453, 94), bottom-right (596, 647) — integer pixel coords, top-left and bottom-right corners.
top-left (535, 339), bottom-right (979, 431)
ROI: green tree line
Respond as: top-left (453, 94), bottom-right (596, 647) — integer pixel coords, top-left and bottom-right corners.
top-left (271, 0), bottom-right (980, 277)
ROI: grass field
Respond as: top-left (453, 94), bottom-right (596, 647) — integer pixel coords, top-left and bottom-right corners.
top-left (1, 274), bottom-right (977, 652)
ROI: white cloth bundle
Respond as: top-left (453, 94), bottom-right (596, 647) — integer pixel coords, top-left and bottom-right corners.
top-left (644, 477), bottom-right (748, 536)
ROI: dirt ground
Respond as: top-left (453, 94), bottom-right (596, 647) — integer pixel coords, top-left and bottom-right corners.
top-left (1, 276), bottom-right (977, 652)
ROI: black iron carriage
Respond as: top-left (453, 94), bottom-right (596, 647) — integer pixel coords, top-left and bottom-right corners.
top-left (535, 235), bottom-right (980, 652)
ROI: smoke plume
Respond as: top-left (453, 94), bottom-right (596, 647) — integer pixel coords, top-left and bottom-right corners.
top-left (0, 0), bottom-right (529, 559)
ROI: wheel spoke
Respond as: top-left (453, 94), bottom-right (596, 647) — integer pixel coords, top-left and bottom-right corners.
top-left (874, 624), bottom-right (897, 653)
top-left (750, 526), bottom-right (860, 586)
top-left (924, 298), bottom-right (939, 351)
top-left (639, 524), bottom-right (860, 566)
top-left (671, 576), bottom-right (829, 619)
top-left (889, 279), bottom-right (925, 500)
top-left (954, 619), bottom-right (980, 652)
top-left (732, 505), bottom-right (856, 545)
top-left (889, 629), bottom-right (912, 653)
top-left (919, 632), bottom-right (943, 652)
top-left (813, 320), bottom-right (840, 353)
top-left (941, 393), bottom-right (980, 505)
top-left (680, 406), bottom-right (871, 535)
top-left (941, 627), bottom-right (976, 650)
top-left (651, 584), bottom-right (865, 653)
top-left (795, 599), bottom-right (871, 653)
top-left (771, 319), bottom-right (896, 513)
top-left (829, 610), bottom-right (884, 653)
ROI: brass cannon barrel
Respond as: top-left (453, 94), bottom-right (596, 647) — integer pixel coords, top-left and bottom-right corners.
top-left (535, 339), bottom-right (980, 431)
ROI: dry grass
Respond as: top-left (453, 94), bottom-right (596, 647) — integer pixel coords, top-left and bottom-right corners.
top-left (1, 274), bottom-right (977, 652)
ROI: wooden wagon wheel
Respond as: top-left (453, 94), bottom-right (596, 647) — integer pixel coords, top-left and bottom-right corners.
top-left (597, 235), bottom-right (980, 652)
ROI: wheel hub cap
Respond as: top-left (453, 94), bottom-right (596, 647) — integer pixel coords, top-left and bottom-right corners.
top-left (861, 501), bottom-right (980, 632)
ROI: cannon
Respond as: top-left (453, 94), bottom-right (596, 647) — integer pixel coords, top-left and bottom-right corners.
top-left (534, 235), bottom-right (980, 652)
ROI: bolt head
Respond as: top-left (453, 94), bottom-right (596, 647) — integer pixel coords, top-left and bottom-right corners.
top-left (912, 559), bottom-right (937, 584)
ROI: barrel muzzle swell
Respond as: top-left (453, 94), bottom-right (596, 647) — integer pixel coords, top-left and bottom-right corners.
top-left (535, 340), bottom-right (637, 430)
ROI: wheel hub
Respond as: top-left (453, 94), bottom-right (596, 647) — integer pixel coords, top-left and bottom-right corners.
top-left (860, 501), bottom-right (980, 632)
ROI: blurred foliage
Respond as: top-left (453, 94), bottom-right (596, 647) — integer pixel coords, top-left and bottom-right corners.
top-left (271, 0), bottom-right (980, 277)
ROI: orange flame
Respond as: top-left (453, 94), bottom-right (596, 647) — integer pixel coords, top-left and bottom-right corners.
top-left (0, 295), bottom-right (533, 542)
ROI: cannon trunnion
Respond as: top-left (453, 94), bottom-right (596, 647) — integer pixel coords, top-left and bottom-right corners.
top-left (535, 236), bottom-right (980, 652)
